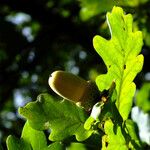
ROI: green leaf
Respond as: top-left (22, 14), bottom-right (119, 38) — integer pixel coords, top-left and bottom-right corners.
top-left (79, 0), bottom-right (115, 21)
top-left (21, 121), bottom-right (48, 150)
top-left (6, 135), bottom-right (31, 150)
top-left (84, 116), bottom-right (95, 130)
top-left (47, 142), bottom-right (64, 150)
top-left (79, 0), bottom-right (143, 21)
top-left (19, 93), bottom-right (93, 141)
top-left (6, 122), bottom-right (65, 150)
top-left (93, 6), bottom-right (144, 120)
top-left (102, 120), bottom-right (127, 150)
top-left (136, 83), bottom-right (150, 113)
top-left (102, 119), bottom-right (142, 150)
top-left (6, 122), bottom-right (48, 150)
top-left (84, 101), bottom-right (104, 130)
top-left (67, 142), bottom-right (87, 150)
top-left (125, 119), bottom-right (141, 149)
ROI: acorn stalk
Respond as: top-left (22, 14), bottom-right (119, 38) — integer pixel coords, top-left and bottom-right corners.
top-left (48, 71), bottom-right (100, 110)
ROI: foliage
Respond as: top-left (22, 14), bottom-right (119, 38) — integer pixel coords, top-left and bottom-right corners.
top-left (79, 0), bottom-right (149, 21)
top-left (6, 121), bottom-right (64, 150)
top-left (19, 94), bottom-right (93, 141)
top-left (5, 6), bottom-right (148, 149)
top-left (135, 83), bottom-right (150, 113)
top-left (93, 6), bottom-right (143, 120)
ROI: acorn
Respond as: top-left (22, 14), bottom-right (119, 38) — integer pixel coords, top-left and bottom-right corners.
top-left (48, 70), bottom-right (100, 110)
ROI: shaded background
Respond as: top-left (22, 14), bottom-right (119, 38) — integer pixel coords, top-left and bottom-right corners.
top-left (0, 0), bottom-right (150, 149)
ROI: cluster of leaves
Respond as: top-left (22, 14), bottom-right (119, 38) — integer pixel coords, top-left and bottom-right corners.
top-left (6, 6), bottom-right (145, 150)
top-left (79, 0), bottom-right (149, 21)
top-left (135, 83), bottom-right (150, 113)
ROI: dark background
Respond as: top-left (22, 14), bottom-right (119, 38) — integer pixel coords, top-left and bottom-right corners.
top-left (0, 0), bottom-right (150, 148)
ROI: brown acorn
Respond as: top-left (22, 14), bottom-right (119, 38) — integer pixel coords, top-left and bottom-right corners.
top-left (48, 71), bottom-right (100, 110)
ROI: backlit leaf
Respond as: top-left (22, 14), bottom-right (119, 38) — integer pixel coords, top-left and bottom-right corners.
top-left (93, 6), bottom-right (144, 120)
top-left (19, 93), bottom-right (93, 141)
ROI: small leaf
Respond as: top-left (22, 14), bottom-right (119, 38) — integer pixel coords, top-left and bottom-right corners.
top-left (19, 93), bottom-right (93, 141)
top-left (125, 119), bottom-right (141, 149)
top-left (102, 120), bottom-right (127, 150)
top-left (84, 102), bottom-right (104, 130)
top-left (6, 135), bottom-right (31, 150)
top-left (79, 0), bottom-right (140, 21)
top-left (47, 142), bottom-right (64, 150)
top-left (84, 116), bottom-right (95, 130)
top-left (136, 83), bottom-right (150, 113)
top-left (6, 122), bottom-right (65, 150)
top-left (102, 119), bottom-right (142, 150)
top-left (67, 142), bottom-right (87, 150)
top-left (21, 121), bottom-right (48, 150)
top-left (79, 0), bottom-right (115, 21)
top-left (93, 6), bottom-right (144, 120)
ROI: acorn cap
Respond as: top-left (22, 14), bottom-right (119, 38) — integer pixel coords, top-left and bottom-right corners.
top-left (81, 81), bottom-right (101, 109)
